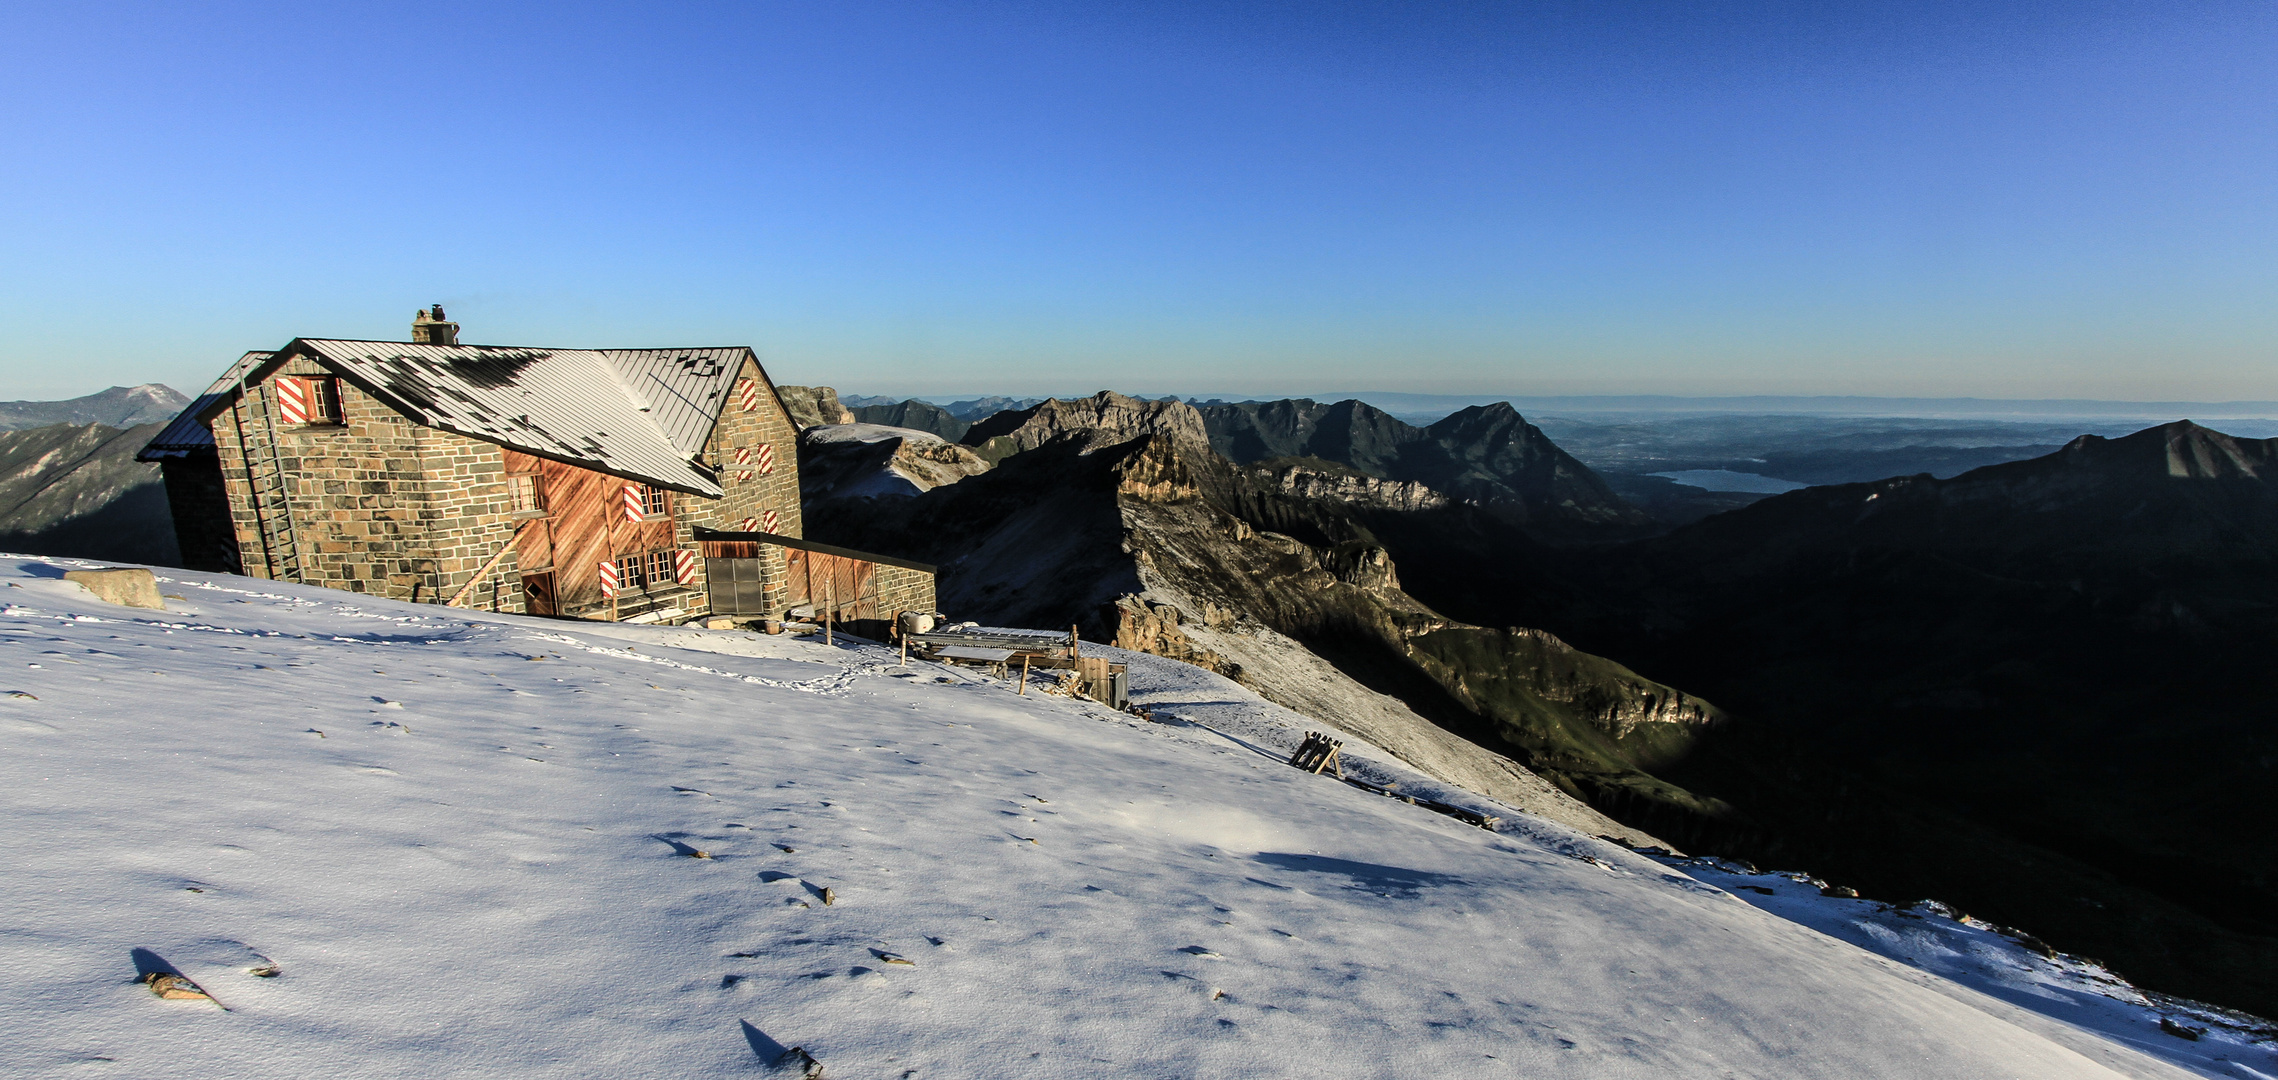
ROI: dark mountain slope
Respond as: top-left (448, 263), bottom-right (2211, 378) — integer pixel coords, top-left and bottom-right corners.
top-left (1193, 398), bottom-right (1651, 540)
top-left (849, 399), bottom-right (970, 441)
top-left (1474, 421), bottom-right (2278, 1016)
top-left (0, 422), bottom-right (178, 565)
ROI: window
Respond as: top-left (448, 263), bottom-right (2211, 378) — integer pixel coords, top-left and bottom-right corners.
top-left (310, 377), bottom-right (342, 423)
top-left (613, 549), bottom-right (687, 593)
top-left (279, 375), bottom-right (342, 426)
top-left (640, 485), bottom-right (670, 517)
top-left (507, 474), bottom-right (545, 515)
top-left (615, 553), bottom-right (648, 589)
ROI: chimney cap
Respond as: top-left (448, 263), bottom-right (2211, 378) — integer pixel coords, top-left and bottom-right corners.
top-left (411, 303), bottom-right (460, 345)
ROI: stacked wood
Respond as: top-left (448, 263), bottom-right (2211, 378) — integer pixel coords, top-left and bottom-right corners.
top-left (1289, 732), bottom-right (1344, 778)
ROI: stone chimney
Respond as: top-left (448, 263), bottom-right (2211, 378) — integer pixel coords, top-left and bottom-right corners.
top-left (411, 304), bottom-right (459, 345)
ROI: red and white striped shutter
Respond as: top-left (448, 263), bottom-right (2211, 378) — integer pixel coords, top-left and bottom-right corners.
top-left (760, 509), bottom-right (782, 533)
top-left (738, 517), bottom-right (758, 531)
top-left (755, 442), bottom-right (776, 475)
top-left (674, 549), bottom-right (697, 584)
top-left (736, 378), bottom-right (759, 412)
top-left (732, 446), bottom-right (752, 465)
top-left (277, 378), bottom-right (311, 424)
top-left (622, 484), bottom-right (645, 522)
top-left (598, 558), bottom-right (619, 598)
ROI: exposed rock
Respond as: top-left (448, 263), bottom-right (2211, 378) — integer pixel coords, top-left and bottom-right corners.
top-left (1110, 595), bottom-right (1240, 679)
top-left (798, 424), bottom-right (993, 502)
top-left (963, 392), bottom-right (1211, 457)
top-left (1267, 463), bottom-right (1449, 512)
top-left (774, 385), bottom-right (856, 429)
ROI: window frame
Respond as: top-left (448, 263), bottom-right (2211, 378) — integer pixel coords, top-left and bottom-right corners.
top-left (615, 553), bottom-right (648, 590)
top-left (507, 473), bottom-right (547, 517)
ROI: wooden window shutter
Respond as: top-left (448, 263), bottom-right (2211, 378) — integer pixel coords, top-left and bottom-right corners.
top-left (277, 377), bottom-right (311, 424)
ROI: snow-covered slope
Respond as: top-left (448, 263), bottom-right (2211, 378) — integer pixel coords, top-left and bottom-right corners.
top-left (0, 557), bottom-right (2251, 1079)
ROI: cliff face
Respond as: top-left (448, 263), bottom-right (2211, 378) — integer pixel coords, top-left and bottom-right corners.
top-left (1263, 462), bottom-right (1449, 512)
top-left (773, 385), bottom-right (856, 429)
top-left (963, 391), bottom-right (1212, 457)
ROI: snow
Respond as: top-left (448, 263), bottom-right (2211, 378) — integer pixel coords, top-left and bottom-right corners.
top-left (1655, 857), bottom-right (2278, 1080)
top-left (803, 422), bottom-right (946, 445)
top-left (0, 555), bottom-right (2250, 1079)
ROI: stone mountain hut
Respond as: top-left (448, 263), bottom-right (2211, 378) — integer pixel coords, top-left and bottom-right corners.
top-left (138, 307), bottom-right (934, 629)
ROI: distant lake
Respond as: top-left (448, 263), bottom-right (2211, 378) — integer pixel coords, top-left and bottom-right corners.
top-left (1649, 470), bottom-right (1807, 494)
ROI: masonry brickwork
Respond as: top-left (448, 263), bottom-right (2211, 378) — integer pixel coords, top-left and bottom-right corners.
top-left (671, 356), bottom-right (808, 619)
top-left (213, 358), bottom-right (529, 610)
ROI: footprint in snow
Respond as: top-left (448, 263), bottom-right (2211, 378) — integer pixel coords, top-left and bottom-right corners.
top-left (1176, 946), bottom-right (1222, 959)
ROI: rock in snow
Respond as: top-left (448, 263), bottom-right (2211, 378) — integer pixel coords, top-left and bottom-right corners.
top-left (0, 556), bottom-right (2262, 1079)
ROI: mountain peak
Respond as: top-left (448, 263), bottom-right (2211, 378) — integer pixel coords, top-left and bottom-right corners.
top-left (2053, 420), bottom-right (2276, 482)
top-left (961, 391), bottom-right (1209, 455)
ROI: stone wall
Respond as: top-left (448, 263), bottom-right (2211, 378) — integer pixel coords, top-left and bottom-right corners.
top-left (212, 356), bottom-right (524, 610)
top-left (873, 563), bottom-right (937, 617)
top-left (677, 355), bottom-right (807, 618)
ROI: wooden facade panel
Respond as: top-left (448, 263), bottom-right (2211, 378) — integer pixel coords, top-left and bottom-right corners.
top-left (503, 448), bottom-right (688, 616)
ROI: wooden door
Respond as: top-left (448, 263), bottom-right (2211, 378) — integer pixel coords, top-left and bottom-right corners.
top-left (522, 571), bottom-right (559, 616)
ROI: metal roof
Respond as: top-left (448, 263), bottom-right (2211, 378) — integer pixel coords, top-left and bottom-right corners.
top-left (141, 340), bottom-right (756, 494)
top-left (288, 340), bottom-right (747, 494)
top-left (136, 351), bottom-right (272, 460)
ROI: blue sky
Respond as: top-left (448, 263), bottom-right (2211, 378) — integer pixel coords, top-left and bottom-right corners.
top-left (2, 1), bottom-right (2273, 401)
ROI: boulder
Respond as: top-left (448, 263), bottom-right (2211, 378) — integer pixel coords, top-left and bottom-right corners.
top-left (64, 568), bottom-right (164, 610)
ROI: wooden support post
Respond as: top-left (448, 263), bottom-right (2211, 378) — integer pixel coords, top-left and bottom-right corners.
top-left (1018, 653), bottom-right (1030, 694)
top-left (825, 578), bottom-right (835, 647)
top-left (1071, 625), bottom-right (1080, 659)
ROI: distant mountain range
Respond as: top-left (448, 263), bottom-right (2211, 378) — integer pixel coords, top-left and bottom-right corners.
top-left (0, 384), bottom-right (188, 431)
top-left (1191, 398), bottom-right (1652, 539)
top-left (0, 421), bottom-right (177, 564)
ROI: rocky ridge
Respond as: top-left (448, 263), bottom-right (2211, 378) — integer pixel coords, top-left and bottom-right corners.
top-left (801, 392), bottom-right (1729, 844)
